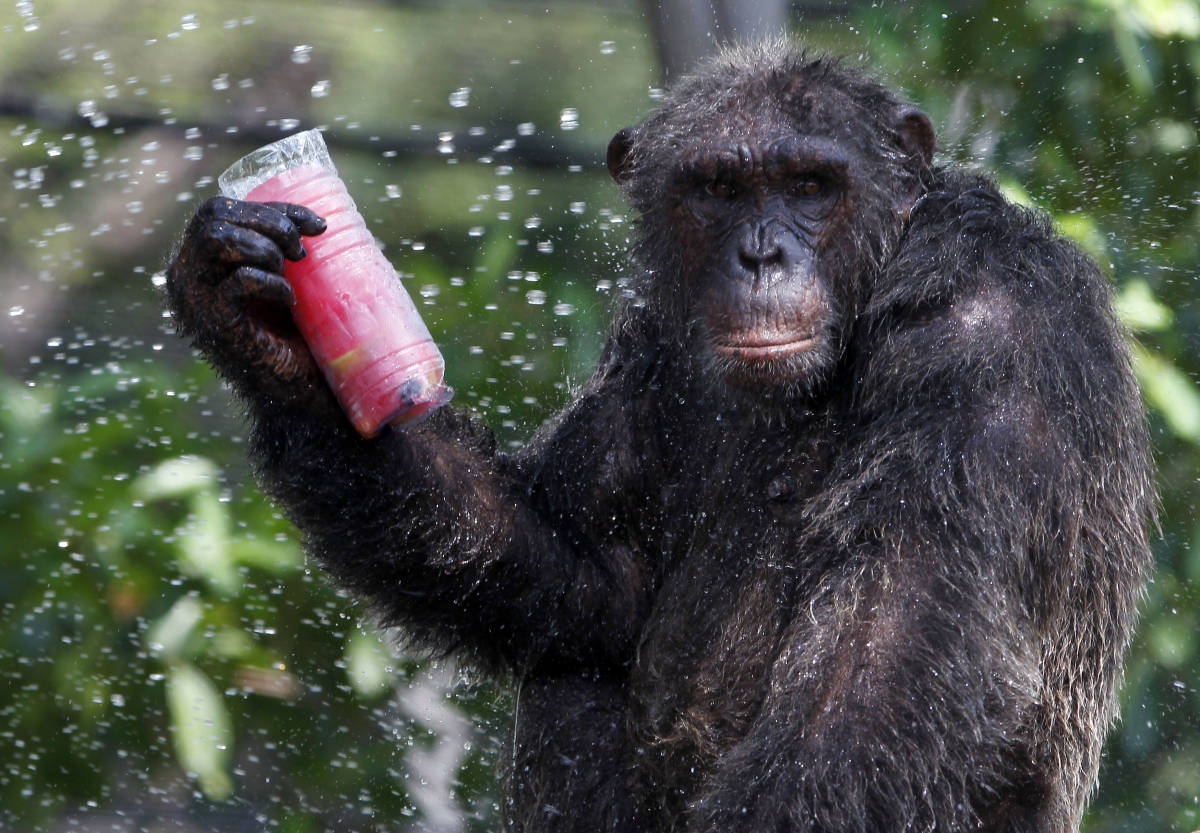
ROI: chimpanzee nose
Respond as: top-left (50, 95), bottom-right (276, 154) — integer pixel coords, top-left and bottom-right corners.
top-left (738, 224), bottom-right (784, 270)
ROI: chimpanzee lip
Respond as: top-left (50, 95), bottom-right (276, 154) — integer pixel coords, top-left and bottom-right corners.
top-left (713, 336), bottom-right (817, 361)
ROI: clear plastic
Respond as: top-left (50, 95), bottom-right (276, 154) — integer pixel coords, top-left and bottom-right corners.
top-left (218, 130), bottom-right (451, 437)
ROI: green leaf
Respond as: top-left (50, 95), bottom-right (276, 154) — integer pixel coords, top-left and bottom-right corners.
top-left (998, 178), bottom-right (1035, 208)
top-left (148, 596), bottom-right (204, 660)
top-left (1116, 279), bottom-right (1174, 331)
top-left (1056, 213), bottom-right (1109, 263)
top-left (166, 661), bottom-right (233, 800)
top-left (1132, 344), bottom-right (1200, 441)
top-left (346, 628), bottom-right (396, 699)
top-left (179, 493), bottom-right (239, 595)
top-left (228, 537), bottom-right (304, 575)
top-left (133, 455), bottom-right (219, 501)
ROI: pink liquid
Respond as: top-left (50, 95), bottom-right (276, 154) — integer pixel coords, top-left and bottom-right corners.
top-left (245, 165), bottom-right (450, 437)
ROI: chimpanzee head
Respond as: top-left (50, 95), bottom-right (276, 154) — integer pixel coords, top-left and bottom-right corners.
top-left (608, 44), bottom-right (936, 396)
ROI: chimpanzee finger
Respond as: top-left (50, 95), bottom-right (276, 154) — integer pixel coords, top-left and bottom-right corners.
top-left (196, 220), bottom-right (286, 278)
top-left (198, 196), bottom-right (307, 262)
top-left (225, 267), bottom-right (296, 307)
top-left (260, 202), bottom-right (327, 239)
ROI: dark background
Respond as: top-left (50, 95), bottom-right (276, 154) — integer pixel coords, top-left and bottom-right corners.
top-left (1, 1), bottom-right (1198, 830)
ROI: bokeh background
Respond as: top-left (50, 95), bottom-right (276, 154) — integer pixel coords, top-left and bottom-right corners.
top-left (1, 0), bottom-right (1199, 830)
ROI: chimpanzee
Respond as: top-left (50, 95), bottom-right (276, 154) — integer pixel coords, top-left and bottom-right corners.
top-left (165, 43), bottom-right (1153, 833)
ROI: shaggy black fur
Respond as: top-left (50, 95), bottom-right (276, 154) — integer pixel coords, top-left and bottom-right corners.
top-left (165, 43), bottom-right (1153, 833)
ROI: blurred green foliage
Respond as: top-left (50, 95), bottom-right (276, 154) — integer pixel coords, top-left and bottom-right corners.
top-left (0, 0), bottom-right (1199, 830)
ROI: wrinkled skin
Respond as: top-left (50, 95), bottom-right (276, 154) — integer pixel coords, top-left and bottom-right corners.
top-left (166, 44), bottom-right (1152, 833)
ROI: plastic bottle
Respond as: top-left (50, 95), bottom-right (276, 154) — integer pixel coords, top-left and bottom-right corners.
top-left (218, 129), bottom-right (451, 437)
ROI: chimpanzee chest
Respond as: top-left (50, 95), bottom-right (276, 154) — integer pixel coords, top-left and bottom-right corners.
top-left (623, 428), bottom-right (831, 821)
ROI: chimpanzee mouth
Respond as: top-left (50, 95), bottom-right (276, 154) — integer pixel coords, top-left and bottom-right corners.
top-left (713, 336), bottom-right (818, 362)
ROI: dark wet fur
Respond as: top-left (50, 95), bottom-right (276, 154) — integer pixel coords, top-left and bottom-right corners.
top-left (166, 42), bottom-right (1153, 833)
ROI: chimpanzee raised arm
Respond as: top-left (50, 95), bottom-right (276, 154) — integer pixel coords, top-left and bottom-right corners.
top-left (166, 196), bottom-right (662, 677)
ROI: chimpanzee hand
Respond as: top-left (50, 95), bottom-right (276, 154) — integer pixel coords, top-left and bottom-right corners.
top-left (165, 197), bottom-right (330, 408)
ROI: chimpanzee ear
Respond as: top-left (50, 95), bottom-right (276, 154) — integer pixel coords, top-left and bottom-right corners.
top-left (607, 127), bottom-right (636, 183)
top-left (895, 107), bottom-right (936, 168)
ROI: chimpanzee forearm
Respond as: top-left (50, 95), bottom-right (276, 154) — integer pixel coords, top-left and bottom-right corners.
top-left (243, 375), bottom-right (656, 677)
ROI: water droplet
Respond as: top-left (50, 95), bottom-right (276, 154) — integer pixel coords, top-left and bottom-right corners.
top-left (92, 49), bottom-right (111, 61)
top-left (184, 127), bottom-right (201, 140)
top-left (292, 45), bottom-right (312, 64)
top-left (181, 13), bottom-right (198, 30)
top-left (438, 132), bottom-right (455, 154)
top-left (279, 118), bottom-right (300, 131)
top-left (385, 184), bottom-right (401, 199)
top-left (211, 74), bottom-right (230, 91)
top-left (649, 88), bottom-right (665, 101)
top-left (495, 185), bottom-right (513, 202)
top-left (600, 41), bottom-right (616, 54)
top-left (468, 227), bottom-right (485, 238)
top-left (517, 122), bottom-right (536, 136)
top-left (420, 285), bottom-right (440, 298)
top-left (559, 108), bottom-right (579, 131)
top-left (77, 100), bottom-right (96, 118)
top-left (141, 141), bottom-right (160, 151)
top-left (184, 146), bottom-right (203, 161)
top-left (9, 306), bottom-right (24, 317)
top-left (570, 202), bottom-right (586, 214)
top-left (449, 87), bottom-right (471, 108)
top-left (311, 79), bottom-right (330, 98)
top-left (524, 216), bottom-right (541, 229)
top-left (537, 241), bottom-right (554, 254)
top-left (553, 303), bottom-right (575, 316)
top-left (126, 201), bottom-right (144, 214)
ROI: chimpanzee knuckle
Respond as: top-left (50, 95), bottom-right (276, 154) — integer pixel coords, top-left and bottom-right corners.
top-left (210, 224), bottom-right (285, 273)
top-left (196, 195), bottom-right (237, 221)
top-left (231, 267), bottom-right (295, 305)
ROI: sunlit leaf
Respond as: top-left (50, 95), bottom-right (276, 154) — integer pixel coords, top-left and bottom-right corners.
top-left (1132, 344), bottom-right (1200, 441)
top-left (179, 493), bottom-right (239, 595)
top-left (0, 378), bottom-right (50, 431)
top-left (133, 455), bottom-right (219, 501)
top-left (209, 626), bottom-right (257, 661)
top-left (1116, 279), bottom-right (1174, 331)
top-left (998, 178), bottom-right (1035, 208)
top-left (1055, 213), bottom-right (1108, 263)
top-left (229, 537), bottom-right (304, 574)
top-left (165, 661), bottom-right (233, 800)
top-left (147, 596), bottom-right (203, 660)
top-left (346, 627), bottom-right (396, 698)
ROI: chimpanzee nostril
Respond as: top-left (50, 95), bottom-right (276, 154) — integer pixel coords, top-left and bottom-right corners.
top-left (739, 225), bottom-right (783, 269)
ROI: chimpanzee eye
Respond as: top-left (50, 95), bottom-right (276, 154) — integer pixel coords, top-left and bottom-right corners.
top-left (794, 177), bottom-right (822, 197)
top-left (705, 181), bottom-right (736, 198)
